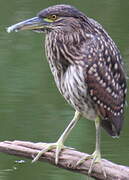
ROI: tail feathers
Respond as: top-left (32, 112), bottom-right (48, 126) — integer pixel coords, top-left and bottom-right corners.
top-left (101, 116), bottom-right (124, 137)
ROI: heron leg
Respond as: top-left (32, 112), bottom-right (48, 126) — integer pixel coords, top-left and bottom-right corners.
top-left (88, 116), bottom-right (102, 174)
top-left (77, 116), bottom-right (106, 177)
top-left (32, 110), bottom-right (81, 164)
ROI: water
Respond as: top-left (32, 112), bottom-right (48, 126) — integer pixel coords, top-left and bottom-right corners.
top-left (0, 0), bottom-right (129, 179)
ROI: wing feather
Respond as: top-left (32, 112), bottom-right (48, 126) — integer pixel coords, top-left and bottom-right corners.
top-left (86, 59), bottom-right (126, 136)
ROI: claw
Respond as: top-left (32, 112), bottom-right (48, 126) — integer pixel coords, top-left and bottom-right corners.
top-left (55, 142), bottom-right (64, 164)
top-left (76, 151), bottom-right (106, 178)
top-left (32, 141), bottom-right (67, 164)
top-left (88, 151), bottom-right (101, 174)
top-left (32, 111), bottom-right (80, 164)
top-left (76, 150), bottom-right (101, 166)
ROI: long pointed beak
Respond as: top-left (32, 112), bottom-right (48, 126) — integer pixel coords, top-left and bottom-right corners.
top-left (7, 17), bottom-right (48, 33)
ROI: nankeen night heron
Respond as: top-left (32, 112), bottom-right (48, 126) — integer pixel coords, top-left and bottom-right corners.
top-left (7, 4), bottom-right (127, 175)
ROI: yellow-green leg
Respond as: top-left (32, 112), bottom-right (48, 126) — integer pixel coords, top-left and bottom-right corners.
top-left (77, 116), bottom-right (106, 177)
top-left (32, 111), bottom-right (81, 164)
top-left (88, 116), bottom-right (101, 174)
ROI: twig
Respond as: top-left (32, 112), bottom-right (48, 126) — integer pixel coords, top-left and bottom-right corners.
top-left (0, 140), bottom-right (129, 180)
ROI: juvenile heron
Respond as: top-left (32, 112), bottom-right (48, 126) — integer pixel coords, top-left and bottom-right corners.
top-left (7, 4), bottom-right (127, 175)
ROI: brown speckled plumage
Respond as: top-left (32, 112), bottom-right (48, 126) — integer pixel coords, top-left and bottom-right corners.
top-left (41, 5), bottom-right (127, 136)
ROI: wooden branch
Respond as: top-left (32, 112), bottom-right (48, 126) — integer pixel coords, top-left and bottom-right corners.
top-left (0, 140), bottom-right (129, 180)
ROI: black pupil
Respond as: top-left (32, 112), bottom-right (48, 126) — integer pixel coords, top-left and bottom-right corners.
top-left (52, 15), bottom-right (56, 19)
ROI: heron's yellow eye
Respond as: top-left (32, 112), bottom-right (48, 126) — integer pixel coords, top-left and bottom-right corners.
top-left (44, 15), bottom-right (58, 23)
top-left (50, 15), bottom-right (58, 21)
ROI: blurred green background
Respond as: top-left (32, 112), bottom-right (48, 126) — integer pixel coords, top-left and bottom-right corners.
top-left (0, 0), bottom-right (129, 179)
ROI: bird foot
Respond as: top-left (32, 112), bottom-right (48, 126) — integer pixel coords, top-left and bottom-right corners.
top-left (76, 150), bottom-right (106, 178)
top-left (32, 141), bottom-right (73, 164)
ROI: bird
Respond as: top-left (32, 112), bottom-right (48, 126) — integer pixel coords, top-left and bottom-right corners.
top-left (7, 4), bottom-right (127, 175)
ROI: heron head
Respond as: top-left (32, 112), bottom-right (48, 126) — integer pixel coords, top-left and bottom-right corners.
top-left (7, 4), bottom-right (86, 33)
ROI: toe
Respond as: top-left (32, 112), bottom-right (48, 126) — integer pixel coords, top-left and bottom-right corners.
top-left (32, 143), bottom-right (56, 163)
top-left (76, 156), bottom-right (87, 166)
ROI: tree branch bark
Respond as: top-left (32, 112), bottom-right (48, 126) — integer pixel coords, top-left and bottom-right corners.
top-left (0, 140), bottom-right (128, 180)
